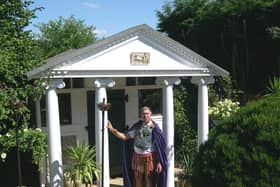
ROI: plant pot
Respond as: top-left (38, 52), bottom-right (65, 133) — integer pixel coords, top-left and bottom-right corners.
top-left (82, 184), bottom-right (97, 187)
top-left (74, 179), bottom-right (82, 187)
top-left (64, 178), bottom-right (73, 187)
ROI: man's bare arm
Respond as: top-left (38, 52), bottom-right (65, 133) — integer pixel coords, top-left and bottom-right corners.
top-left (107, 121), bottom-right (130, 140)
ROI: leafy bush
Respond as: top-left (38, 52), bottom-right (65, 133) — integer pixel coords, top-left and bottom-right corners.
top-left (174, 84), bottom-right (197, 163)
top-left (192, 96), bottom-right (280, 187)
top-left (0, 127), bottom-right (47, 169)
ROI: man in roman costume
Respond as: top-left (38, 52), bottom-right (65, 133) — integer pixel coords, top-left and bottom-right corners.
top-left (107, 106), bottom-right (167, 187)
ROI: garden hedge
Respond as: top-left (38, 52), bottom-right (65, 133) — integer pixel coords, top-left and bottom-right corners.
top-left (192, 96), bottom-right (280, 187)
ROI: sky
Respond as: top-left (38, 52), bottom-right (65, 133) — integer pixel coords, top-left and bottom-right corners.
top-left (29, 0), bottom-right (169, 38)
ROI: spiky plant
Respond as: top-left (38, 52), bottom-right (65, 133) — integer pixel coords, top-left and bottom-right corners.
top-left (266, 76), bottom-right (280, 96)
top-left (65, 143), bottom-right (100, 184)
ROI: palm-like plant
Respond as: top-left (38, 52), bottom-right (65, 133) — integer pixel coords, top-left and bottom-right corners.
top-left (266, 76), bottom-right (280, 96)
top-left (65, 143), bottom-right (100, 184)
top-left (180, 152), bottom-right (194, 180)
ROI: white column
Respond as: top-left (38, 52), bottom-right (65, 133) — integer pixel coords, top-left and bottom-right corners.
top-left (159, 77), bottom-right (181, 187)
top-left (191, 76), bottom-right (214, 146)
top-left (46, 79), bottom-right (65, 187)
top-left (94, 79), bottom-right (115, 187)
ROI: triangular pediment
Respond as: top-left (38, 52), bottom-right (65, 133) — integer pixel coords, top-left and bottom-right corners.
top-left (27, 24), bottom-right (228, 79)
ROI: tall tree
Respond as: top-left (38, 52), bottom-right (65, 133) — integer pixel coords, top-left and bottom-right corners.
top-left (0, 1), bottom-right (46, 185)
top-left (35, 16), bottom-right (97, 58)
top-left (0, 0), bottom-right (42, 132)
top-left (157, 0), bottom-right (280, 94)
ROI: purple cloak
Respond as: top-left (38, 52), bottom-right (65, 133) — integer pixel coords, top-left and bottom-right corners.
top-left (121, 120), bottom-right (168, 187)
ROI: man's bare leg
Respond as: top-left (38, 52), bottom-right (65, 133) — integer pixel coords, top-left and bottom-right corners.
top-left (135, 172), bottom-right (142, 187)
top-left (145, 173), bottom-right (152, 187)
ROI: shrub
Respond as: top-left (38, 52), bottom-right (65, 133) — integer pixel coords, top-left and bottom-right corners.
top-left (192, 96), bottom-right (280, 187)
top-left (0, 127), bottom-right (47, 169)
top-left (174, 84), bottom-right (197, 164)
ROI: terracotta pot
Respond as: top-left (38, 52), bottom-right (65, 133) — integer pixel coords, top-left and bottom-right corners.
top-left (82, 184), bottom-right (97, 187)
top-left (74, 179), bottom-right (82, 187)
top-left (64, 180), bottom-right (73, 187)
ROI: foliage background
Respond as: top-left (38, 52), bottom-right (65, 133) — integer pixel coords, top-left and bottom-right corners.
top-left (35, 15), bottom-right (97, 58)
top-left (157, 0), bottom-right (280, 95)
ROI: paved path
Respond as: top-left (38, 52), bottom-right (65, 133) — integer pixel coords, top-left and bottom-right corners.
top-left (110, 177), bottom-right (123, 187)
top-left (109, 168), bottom-right (182, 186)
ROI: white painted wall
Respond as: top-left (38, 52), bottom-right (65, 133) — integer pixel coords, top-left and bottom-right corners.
top-left (125, 86), bottom-right (139, 127)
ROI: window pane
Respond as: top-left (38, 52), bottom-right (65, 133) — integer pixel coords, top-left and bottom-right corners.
top-left (126, 77), bottom-right (137, 86)
top-left (40, 96), bottom-right (46, 127)
top-left (58, 93), bottom-right (72, 125)
top-left (138, 89), bottom-right (162, 114)
top-left (72, 78), bottom-right (84, 88)
top-left (138, 77), bottom-right (155, 85)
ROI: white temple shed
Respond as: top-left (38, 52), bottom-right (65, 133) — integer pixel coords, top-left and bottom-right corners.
top-left (27, 24), bottom-right (228, 187)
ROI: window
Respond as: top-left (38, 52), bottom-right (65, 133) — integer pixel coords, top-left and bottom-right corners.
top-left (138, 89), bottom-right (162, 114)
top-left (58, 93), bottom-right (72, 125)
top-left (126, 77), bottom-right (155, 86)
top-left (40, 93), bottom-right (72, 126)
top-left (72, 78), bottom-right (84, 88)
top-left (126, 77), bottom-right (137, 86)
top-left (40, 96), bottom-right (46, 127)
top-left (63, 78), bottom-right (84, 88)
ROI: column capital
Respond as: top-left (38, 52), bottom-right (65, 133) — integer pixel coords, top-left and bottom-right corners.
top-left (47, 79), bottom-right (65, 89)
top-left (191, 76), bottom-right (215, 85)
top-left (94, 79), bottom-right (115, 88)
top-left (157, 77), bottom-right (181, 86)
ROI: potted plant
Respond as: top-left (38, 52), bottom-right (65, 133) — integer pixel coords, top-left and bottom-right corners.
top-left (63, 170), bottom-right (74, 187)
top-left (177, 152), bottom-right (194, 187)
top-left (65, 143), bottom-right (100, 187)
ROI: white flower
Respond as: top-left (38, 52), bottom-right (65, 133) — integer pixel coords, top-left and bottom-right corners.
top-left (1, 152), bottom-right (7, 160)
top-left (6, 133), bottom-right (10, 137)
top-left (23, 128), bottom-right (28, 132)
top-left (209, 98), bottom-right (240, 120)
top-left (35, 128), bottom-right (42, 132)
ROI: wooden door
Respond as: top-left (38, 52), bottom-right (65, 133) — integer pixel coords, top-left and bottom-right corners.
top-left (87, 90), bottom-right (125, 176)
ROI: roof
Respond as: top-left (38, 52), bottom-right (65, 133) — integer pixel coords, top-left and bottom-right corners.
top-left (27, 24), bottom-right (229, 79)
